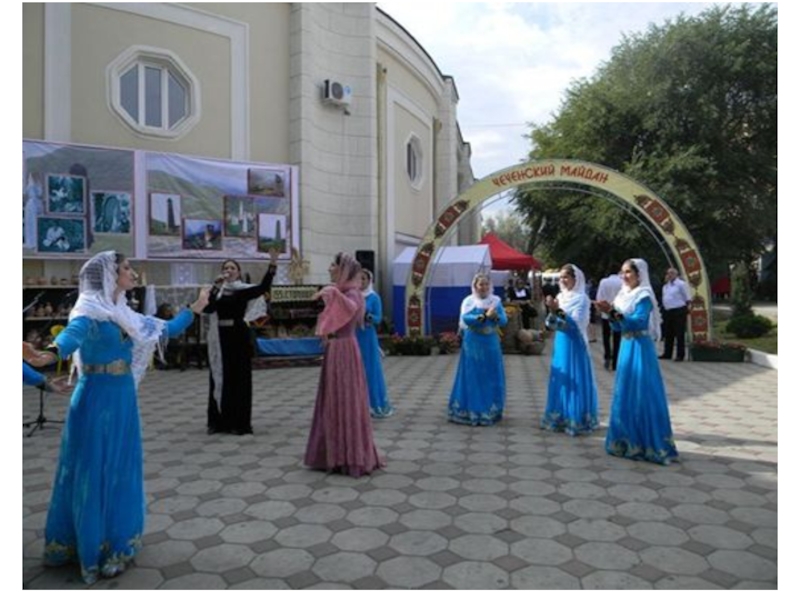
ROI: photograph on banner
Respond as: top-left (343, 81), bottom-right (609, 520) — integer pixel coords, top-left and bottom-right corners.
top-left (46, 174), bottom-right (87, 215)
top-left (146, 152), bottom-right (294, 259)
top-left (23, 140), bottom-right (136, 257)
top-left (36, 216), bottom-right (86, 254)
top-left (248, 168), bottom-right (286, 197)
top-left (182, 218), bottom-right (223, 251)
top-left (91, 191), bottom-right (132, 234)
top-left (257, 214), bottom-right (289, 255)
top-left (223, 196), bottom-right (257, 238)
top-left (149, 192), bottom-right (182, 236)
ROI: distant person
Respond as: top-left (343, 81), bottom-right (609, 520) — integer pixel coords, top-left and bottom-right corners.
top-left (305, 252), bottom-right (385, 477)
top-left (596, 258), bottom-right (678, 465)
top-left (585, 277), bottom-right (598, 342)
top-left (660, 267), bottom-right (692, 361)
top-left (507, 277), bottom-right (536, 329)
top-left (448, 273), bottom-right (508, 426)
top-left (356, 269), bottom-right (394, 418)
top-left (540, 264), bottom-right (598, 435)
top-left (596, 270), bottom-right (623, 370)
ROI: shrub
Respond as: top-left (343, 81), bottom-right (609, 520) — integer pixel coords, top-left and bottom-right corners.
top-left (725, 314), bottom-right (773, 339)
top-left (384, 334), bottom-right (436, 356)
top-left (436, 331), bottom-right (461, 354)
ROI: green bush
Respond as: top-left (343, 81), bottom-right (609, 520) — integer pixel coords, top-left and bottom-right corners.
top-left (725, 314), bottom-right (773, 339)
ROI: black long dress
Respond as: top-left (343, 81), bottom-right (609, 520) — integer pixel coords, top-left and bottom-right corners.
top-left (203, 264), bottom-right (276, 434)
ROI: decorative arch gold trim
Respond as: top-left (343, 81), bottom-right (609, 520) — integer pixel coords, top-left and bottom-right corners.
top-left (404, 159), bottom-right (712, 341)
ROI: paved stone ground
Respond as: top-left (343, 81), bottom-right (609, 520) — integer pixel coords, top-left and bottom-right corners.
top-left (22, 343), bottom-right (778, 590)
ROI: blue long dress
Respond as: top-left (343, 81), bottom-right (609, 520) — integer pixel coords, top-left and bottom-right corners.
top-left (605, 297), bottom-right (679, 464)
top-left (541, 300), bottom-right (599, 435)
top-left (355, 292), bottom-right (394, 417)
top-left (448, 303), bottom-right (508, 425)
top-left (43, 309), bottom-right (194, 584)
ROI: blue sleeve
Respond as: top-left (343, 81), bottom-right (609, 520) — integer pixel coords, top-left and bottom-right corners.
top-left (462, 308), bottom-right (483, 328)
top-left (495, 302), bottom-right (508, 327)
top-left (545, 312), bottom-right (569, 332)
top-left (164, 308), bottom-right (195, 338)
top-left (23, 362), bottom-right (45, 387)
top-left (612, 297), bottom-right (653, 332)
top-left (366, 293), bottom-right (382, 325)
top-left (53, 316), bottom-right (93, 358)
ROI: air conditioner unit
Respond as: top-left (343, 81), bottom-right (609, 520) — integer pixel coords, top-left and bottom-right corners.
top-left (322, 79), bottom-right (352, 107)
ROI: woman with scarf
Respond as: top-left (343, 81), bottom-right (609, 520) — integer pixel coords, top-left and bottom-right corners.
top-left (23, 251), bottom-right (209, 584)
top-left (596, 258), bottom-right (679, 465)
top-left (304, 253), bottom-right (385, 477)
top-left (203, 248), bottom-right (278, 435)
top-left (540, 263), bottom-right (599, 435)
top-left (355, 268), bottom-right (394, 417)
top-left (448, 273), bottom-right (508, 426)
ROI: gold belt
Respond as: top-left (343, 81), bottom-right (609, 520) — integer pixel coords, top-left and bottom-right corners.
top-left (83, 359), bottom-right (130, 375)
top-left (622, 330), bottom-right (649, 339)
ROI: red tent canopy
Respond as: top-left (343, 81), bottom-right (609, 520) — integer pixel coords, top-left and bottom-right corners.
top-left (480, 232), bottom-right (542, 271)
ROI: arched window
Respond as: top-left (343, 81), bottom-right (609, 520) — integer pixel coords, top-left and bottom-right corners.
top-left (406, 135), bottom-right (424, 187)
top-left (108, 46), bottom-right (200, 139)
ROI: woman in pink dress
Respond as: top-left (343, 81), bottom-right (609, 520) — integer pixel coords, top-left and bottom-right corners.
top-left (304, 252), bottom-right (385, 477)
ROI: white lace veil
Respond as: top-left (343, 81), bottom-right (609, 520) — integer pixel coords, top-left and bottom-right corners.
top-left (612, 258), bottom-right (661, 341)
top-left (69, 251), bottom-right (169, 386)
top-left (557, 264), bottom-right (590, 344)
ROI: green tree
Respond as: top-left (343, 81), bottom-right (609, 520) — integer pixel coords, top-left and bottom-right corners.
top-left (481, 209), bottom-right (532, 254)
top-left (515, 4), bottom-right (777, 280)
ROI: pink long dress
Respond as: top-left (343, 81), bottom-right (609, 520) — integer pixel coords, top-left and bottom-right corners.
top-left (304, 285), bottom-right (385, 477)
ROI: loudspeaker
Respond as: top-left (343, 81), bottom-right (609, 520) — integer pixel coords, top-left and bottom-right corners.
top-left (355, 250), bottom-right (376, 277)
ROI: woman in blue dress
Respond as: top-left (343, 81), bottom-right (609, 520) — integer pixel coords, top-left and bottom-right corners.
top-left (24, 251), bottom-right (209, 584)
top-left (596, 258), bottom-right (679, 465)
top-left (355, 269), bottom-right (394, 417)
top-left (448, 273), bottom-right (508, 426)
top-left (540, 263), bottom-right (599, 435)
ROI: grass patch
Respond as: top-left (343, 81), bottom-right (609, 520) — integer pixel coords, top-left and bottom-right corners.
top-left (711, 308), bottom-right (777, 355)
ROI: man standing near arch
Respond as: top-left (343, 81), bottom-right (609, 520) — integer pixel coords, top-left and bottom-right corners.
top-left (596, 270), bottom-right (622, 370)
top-left (660, 267), bottom-right (692, 362)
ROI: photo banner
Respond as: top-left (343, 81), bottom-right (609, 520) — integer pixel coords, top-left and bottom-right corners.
top-left (23, 140), bottom-right (136, 258)
top-left (22, 140), bottom-right (299, 262)
top-left (146, 152), bottom-right (297, 260)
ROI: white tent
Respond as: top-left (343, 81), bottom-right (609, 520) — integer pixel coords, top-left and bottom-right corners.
top-left (392, 244), bottom-right (492, 334)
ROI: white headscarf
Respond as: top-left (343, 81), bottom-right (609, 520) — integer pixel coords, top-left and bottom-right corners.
top-left (557, 264), bottom-right (590, 344)
top-left (207, 265), bottom-right (268, 407)
top-left (69, 250), bottom-right (168, 387)
top-left (613, 258), bottom-right (661, 341)
top-left (360, 268), bottom-right (375, 298)
top-left (459, 273), bottom-right (500, 330)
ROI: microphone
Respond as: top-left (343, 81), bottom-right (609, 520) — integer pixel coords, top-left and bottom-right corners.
top-left (213, 274), bottom-right (226, 284)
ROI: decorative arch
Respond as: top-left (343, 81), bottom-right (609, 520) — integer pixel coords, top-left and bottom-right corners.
top-left (405, 159), bottom-right (712, 340)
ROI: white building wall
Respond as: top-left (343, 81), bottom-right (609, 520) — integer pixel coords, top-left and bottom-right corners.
top-left (289, 3), bottom-right (378, 283)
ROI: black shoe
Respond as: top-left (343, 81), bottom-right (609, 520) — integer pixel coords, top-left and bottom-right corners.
top-left (674, 357), bottom-right (684, 362)
top-left (603, 359), bottom-right (610, 371)
top-left (207, 427), bottom-right (219, 435)
top-left (659, 355), bottom-right (670, 360)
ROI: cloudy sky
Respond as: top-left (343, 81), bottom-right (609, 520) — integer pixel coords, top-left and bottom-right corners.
top-left (377, 1), bottom-right (729, 182)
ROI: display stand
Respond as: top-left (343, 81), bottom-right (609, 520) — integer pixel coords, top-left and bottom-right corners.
top-left (252, 285), bottom-right (324, 368)
top-left (23, 388), bottom-right (64, 437)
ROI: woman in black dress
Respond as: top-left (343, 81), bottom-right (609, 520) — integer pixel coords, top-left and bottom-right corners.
top-left (204, 249), bottom-right (278, 435)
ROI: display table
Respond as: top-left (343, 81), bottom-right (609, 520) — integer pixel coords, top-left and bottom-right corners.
top-left (256, 337), bottom-right (323, 356)
top-left (252, 336), bottom-right (323, 369)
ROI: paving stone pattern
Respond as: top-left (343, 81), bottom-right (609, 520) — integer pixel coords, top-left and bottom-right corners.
top-left (22, 345), bottom-right (777, 589)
